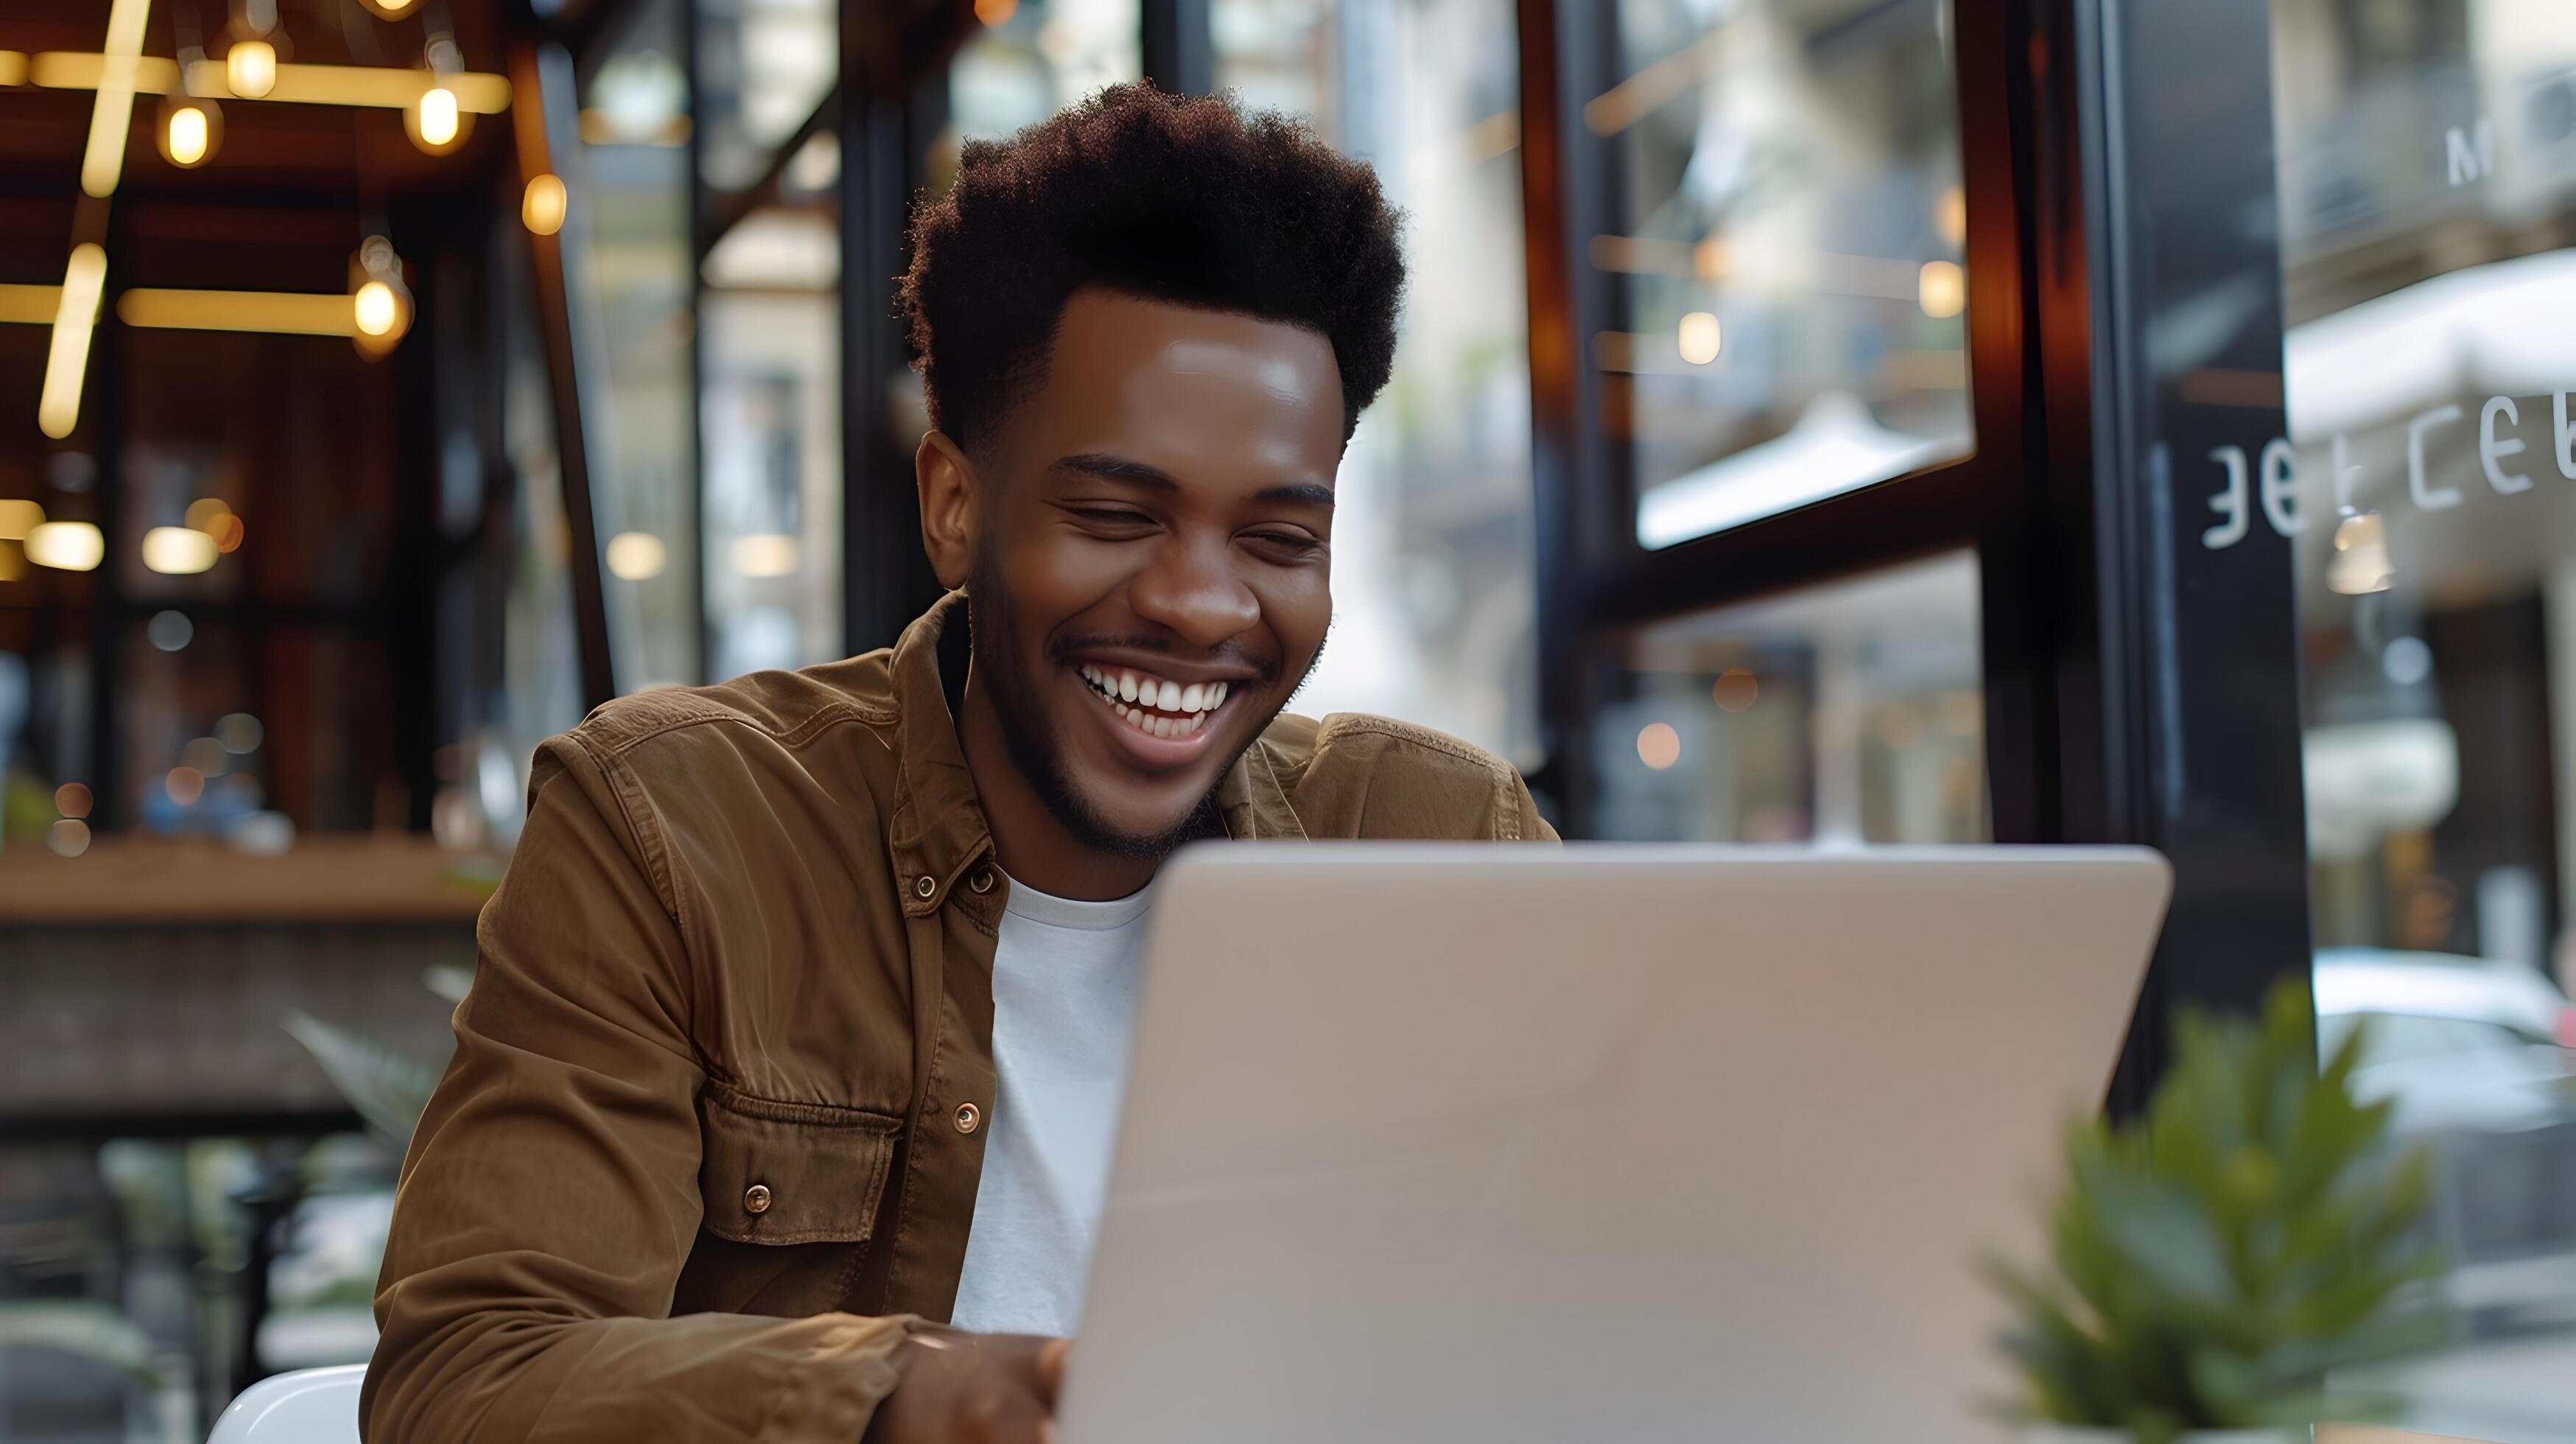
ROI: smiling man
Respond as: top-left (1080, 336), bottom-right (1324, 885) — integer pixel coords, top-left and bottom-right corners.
top-left (364, 84), bottom-right (1549, 1444)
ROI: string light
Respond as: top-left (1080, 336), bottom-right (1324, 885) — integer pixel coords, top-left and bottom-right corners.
top-left (161, 97), bottom-right (219, 167)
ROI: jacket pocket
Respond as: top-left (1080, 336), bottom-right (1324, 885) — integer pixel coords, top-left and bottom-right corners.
top-left (696, 1081), bottom-right (904, 1246)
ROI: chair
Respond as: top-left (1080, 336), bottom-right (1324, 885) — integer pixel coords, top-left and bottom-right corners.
top-left (206, 1364), bottom-right (364, 1444)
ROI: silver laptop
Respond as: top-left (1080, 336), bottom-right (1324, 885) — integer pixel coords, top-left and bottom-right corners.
top-left (1056, 844), bottom-right (2172, 1444)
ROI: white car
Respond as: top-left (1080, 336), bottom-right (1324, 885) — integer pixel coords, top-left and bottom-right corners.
top-left (2314, 947), bottom-right (2574, 1135)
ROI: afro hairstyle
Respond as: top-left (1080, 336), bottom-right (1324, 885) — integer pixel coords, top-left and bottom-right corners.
top-left (899, 83), bottom-right (1405, 456)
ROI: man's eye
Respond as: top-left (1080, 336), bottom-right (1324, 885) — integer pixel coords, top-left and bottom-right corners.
top-left (1070, 508), bottom-right (1154, 528)
top-left (1246, 530), bottom-right (1324, 557)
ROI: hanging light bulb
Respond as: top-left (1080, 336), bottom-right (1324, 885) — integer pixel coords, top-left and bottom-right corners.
top-left (225, 37), bottom-right (277, 97)
top-left (353, 280), bottom-right (398, 337)
top-left (348, 236), bottom-right (413, 359)
top-left (158, 97), bottom-right (223, 167)
top-left (419, 86), bottom-right (458, 144)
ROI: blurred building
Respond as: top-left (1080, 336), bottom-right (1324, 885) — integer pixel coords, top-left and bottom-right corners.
top-left (0, 0), bottom-right (2573, 1438)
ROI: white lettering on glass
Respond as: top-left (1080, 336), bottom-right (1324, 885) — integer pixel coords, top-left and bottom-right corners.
top-left (2409, 404), bottom-right (2465, 510)
top-left (2480, 396), bottom-right (2532, 494)
top-left (2557, 392), bottom-right (2576, 480)
top-left (2203, 446), bottom-right (2250, 548)
top-left (2447, 119), bottom-right (2495, 184)
top-left (2259, 438), bottom-right (2301, 535)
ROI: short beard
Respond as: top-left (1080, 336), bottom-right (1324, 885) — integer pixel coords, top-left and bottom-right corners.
top-left (965, 552), bottom-right (1232, 861)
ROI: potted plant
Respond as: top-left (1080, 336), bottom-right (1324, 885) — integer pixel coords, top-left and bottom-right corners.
top-left (1990, 978), bottom-right (2443, 1443)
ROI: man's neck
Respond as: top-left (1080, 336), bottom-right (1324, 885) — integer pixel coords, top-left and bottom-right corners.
top-left (955, 671), bottom-right (1161, 902)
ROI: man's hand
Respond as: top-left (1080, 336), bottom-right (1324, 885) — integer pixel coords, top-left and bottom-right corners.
top-left (864, 1329), bottom-right (1070, 1444)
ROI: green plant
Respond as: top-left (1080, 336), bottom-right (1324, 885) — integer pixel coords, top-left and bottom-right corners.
top-left (1990, 978), bottom-right (2442, 1442)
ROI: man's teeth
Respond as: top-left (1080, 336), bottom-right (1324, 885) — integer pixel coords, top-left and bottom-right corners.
top-left (1078, 664), bottom-right (1229, 740)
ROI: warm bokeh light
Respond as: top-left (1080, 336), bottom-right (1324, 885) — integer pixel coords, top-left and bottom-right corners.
top-left (0, 499), bottom-right (42, 540)
top-left (359, 0), bottom-right (419, 15)
top-left (48, 818), bottom-right (91, 858)
top-left (1937, 183), bottom-right (1968, 248)
top-left (143, 525), bottom-right (220, 575)
top-left (1677, 311), bottom-right (1722, 365)
top-left (1712, 668), bottom-right (1759, 712)
top-left (731, 533), bottom-right (799, 578)
top-left (166, 102), bottom-right (211, 165)
top-left (414, 85), bottom-right (460, 147)
top-left (354, 280), bottom-right (399, 336)
top-left (80, 0), bottom-right (155, 197)
top-left (121, 288), bottom-right (371, 337)
top-left (206, 512), bottom-right (245, 552)
top-left (25, 519), bottom-right (104, 571)
top-left (185, 497), bottom-right (231, 532)
top-left (166, 765), bottom-right (207, 807)
top-left (1636, 722), bottom-right (1682, 771)
top-left (975, 0), bottom-right (1019, 24)
top-left (1917, 260), bottom-right (1966, 320)
top-left (606, 530), bottom-right (668, 581)
top-left (522, 173), bottom-right (567, 235)
top-left (226, 39), bottom-right (278, 99)
top-left (216, 712), bottom-right (264, 753)
top-left (54, 782), bottom-right (93, 819)
top-left (39, 243), bottom-right (108, 439)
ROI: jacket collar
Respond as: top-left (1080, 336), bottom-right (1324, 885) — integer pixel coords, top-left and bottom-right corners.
top-left (884, 592), bottom-right (1305, 913)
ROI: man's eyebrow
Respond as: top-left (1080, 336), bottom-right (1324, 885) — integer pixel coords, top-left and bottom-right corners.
top-left (1051, 453), bottom-right (1179, 489)
top-left (1051, 454), bottom-right (1335, 509)
top-left (1252, 482), bottom-right (1336, 509)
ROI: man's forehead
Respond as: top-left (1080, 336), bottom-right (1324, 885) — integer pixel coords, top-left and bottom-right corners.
top-left (1019, 290), bottom-right (1346, 466)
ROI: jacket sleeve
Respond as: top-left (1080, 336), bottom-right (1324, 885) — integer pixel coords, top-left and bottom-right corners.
top-left (363, 735), bottom-right (914, 1444)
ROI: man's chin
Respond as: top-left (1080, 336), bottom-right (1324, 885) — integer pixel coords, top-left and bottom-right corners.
top-left (1047, 779), bottom-right (1228, 861)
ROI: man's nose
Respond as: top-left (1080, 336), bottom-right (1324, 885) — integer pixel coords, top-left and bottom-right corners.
top-left (1129, 535), bottom-right (1261, 651)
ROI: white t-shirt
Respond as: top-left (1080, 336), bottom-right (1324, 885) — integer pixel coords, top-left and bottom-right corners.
top-left (946, 872), bottom-right (1151, 1337)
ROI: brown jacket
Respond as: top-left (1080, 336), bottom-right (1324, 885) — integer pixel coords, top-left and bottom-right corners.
top-left (365, 593), bottom-right (1552, 1443)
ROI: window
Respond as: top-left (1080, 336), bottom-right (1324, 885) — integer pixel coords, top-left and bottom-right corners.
top-left (572, 0), bottom-right (699, 690)
top-left (1594, 0), bottom-right (1973, 551)
top-left (1592, 550), bottom-right (1986, 844)
top-left (1211, 0), bottom-right (1540, 765)
top-left (694, 0), bottom-right (837, 192)
top-left (2274, 0), bottom-right (2576, 1424)
top-left (945, 0), bottom-right (1143, 157)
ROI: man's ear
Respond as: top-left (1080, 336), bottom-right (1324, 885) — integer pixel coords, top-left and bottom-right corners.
top-left (916, 430), bottom-right (981, 592)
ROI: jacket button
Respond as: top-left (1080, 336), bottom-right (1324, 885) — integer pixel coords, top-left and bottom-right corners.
top-left (914, 875), bottom-right (938, 900)
top-left (743, 1182), bottom-right (773, 1215)
top-left (952, 1101), bottom-right (981, 1135)
top-left (969, 868), bottom-right (995, 894)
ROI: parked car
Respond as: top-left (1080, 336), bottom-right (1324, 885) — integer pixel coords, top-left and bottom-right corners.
top-left (2314, 947), bottom-right (2576, 1334)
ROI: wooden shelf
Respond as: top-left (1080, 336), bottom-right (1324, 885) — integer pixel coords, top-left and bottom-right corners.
top-left (0, 835), bottom-right (502, 924)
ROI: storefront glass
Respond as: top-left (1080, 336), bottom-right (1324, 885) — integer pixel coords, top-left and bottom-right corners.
top-left (2275, 2), bottom-right (2576, 1429)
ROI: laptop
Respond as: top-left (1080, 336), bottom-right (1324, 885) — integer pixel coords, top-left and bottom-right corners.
top-left (1055, 844), bottom-right (2172, 1444)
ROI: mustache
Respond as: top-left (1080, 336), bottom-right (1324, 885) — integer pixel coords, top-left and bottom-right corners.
top-left (1047, 633), bottom-right (1283, 685)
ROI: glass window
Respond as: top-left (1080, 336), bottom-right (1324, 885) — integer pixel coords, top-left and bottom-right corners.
top-left (1210, 0), bottom-right (1540, 767)
top-left (944, 0), bottom-right (1143, 158)
top-left (572, 0), bottom-right (699, 690)
top-left (693, 0), bottom-right (837, 192)
top-left (2274, 1), bottom-right (2576, 1430)
top-left (1597, 0), bottom-right (1973, 550)
top-left (701, 206), bottom-right (843, 680)
top-left (1593, 550), bottom-right (1986, 844)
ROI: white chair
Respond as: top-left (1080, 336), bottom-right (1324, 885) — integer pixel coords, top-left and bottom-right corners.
top-left (206, 1364), bottom-right (364, 1444)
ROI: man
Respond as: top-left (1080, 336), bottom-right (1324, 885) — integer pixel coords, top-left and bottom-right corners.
top-left (365, 83), bottom-right (1551, 1444)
